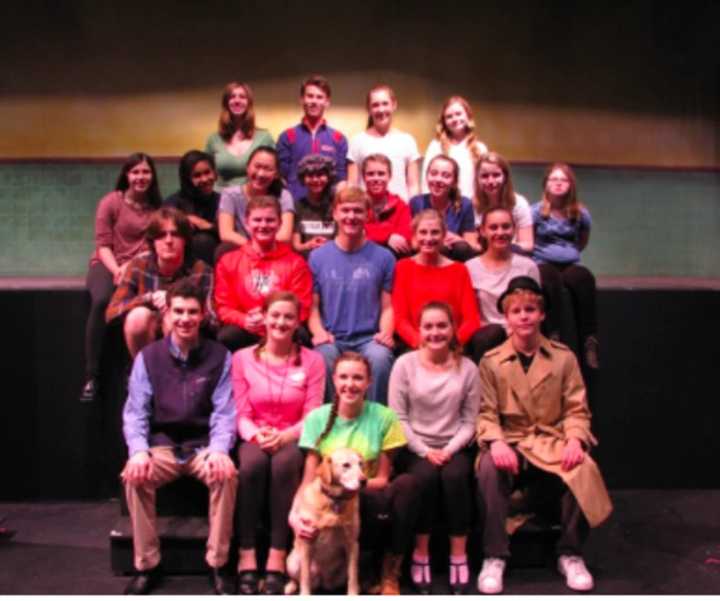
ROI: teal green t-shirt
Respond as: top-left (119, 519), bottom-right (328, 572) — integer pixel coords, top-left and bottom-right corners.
top-left (299, 401), bottom-right (406, 477)
top-left (205, 129), bottom-right (275, 189)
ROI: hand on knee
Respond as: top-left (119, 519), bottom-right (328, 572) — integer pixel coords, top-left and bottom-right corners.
top-left (122, 451), bottom-right (154, 485)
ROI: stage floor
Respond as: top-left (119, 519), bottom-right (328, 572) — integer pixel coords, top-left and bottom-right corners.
top-left (1, 489), bottom-right (719, 595)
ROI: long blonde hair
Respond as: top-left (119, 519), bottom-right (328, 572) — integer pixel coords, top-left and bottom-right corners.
top-left (435, 96), bottom-right (484, 164)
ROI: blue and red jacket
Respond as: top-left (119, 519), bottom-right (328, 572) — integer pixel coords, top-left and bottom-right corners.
top-left (277, 118), bottom-right (348, 200)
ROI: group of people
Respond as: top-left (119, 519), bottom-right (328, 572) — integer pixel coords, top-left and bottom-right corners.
top-left (78, 74), bottom-right (610, 595)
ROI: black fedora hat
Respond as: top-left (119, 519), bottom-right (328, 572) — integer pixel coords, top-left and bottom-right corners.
top-left (496, 276), bottom-right (548, 314)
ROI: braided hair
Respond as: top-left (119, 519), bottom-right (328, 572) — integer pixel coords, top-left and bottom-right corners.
top-left (314, 351), bottom-right (371, 447)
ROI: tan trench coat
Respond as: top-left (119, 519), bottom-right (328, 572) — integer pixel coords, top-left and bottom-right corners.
top-left (477, 336), bottom-right (612, 527)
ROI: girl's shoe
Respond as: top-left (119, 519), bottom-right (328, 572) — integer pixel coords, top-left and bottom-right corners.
top-left (410, 555), bottom-right (432, 594)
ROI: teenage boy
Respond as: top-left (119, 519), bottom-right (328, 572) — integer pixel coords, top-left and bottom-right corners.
top-left (308, 187), bottom-right (395, 405)
top-left (106, 207), bottom-right (214, 359)
top-left (277, 75), bottom-right (348, 201)
top-left (121, 279), bottom-right (237, 595)
top-left (475, 276), bottom-right (612, 594)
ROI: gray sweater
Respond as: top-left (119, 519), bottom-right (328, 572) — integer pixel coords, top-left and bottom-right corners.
top-left (388, 351), bottom-right (481, 457)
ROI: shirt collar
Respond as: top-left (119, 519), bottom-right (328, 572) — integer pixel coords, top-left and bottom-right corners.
top-left (497, 335), bottom-right (553, 363)
top-left (168, 335), bottom-right (201, 362)
top-left (301, 117), bottom-right (327, 132)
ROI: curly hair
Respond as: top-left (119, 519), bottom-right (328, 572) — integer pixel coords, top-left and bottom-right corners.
top-left (435, 96), bottom-right (484, 164)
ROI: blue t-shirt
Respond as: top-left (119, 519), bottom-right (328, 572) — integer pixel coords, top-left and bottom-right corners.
top-left (308, 240), bottom-right (395, 340)
top-left (408, 194), bottom-right (475, 235)
top-left (531, 202), bottom-right (592, 265)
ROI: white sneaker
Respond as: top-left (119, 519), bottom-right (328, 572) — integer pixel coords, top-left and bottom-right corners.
top-left (557, 555), bottom-right (594, 591)
top-left (477, 558), bottom-right (505, 594)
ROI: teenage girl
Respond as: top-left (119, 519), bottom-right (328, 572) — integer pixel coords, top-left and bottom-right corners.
top-left (531, 163), bottom-right (598, 369)
top-left (347, 84), bottom-right (421, 202)
top-left (205, 81), bottom-right (275, 189)
top-left (473, 152), bottom-right (533, 254)
top-left (232, 291), bottom-right (325, 595)
top-left (80, 153), bottom-right (162, 402)
top-left (421, 95), bottom-right (488, 199)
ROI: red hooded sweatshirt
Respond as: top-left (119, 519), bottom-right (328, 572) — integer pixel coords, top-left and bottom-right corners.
top-left (214, 242), bottom-right (312, 330)
top-left (365, 192), bottom-right (412, 245)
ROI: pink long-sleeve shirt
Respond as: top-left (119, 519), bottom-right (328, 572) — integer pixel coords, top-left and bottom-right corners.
top-left (232, 345), bottom-right (325, 442)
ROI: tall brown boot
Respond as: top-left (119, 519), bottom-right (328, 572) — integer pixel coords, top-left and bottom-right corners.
top-left (380, 553), bottom-right (403, 595)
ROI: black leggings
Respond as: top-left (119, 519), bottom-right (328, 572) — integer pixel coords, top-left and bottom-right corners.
top-left (84, 262), bottom-right (115, 378)
top-left (395, 447), bottom-right (474, 536)
top-left (217, 325), bottom-right (261, 353)
top-left (539, 262), bottom-right (597, 342)
top-left (442, 241), bottom-right (478, 262)
top-left (466, 324), bottom-right (507, 363)
top-left (235, 441), bottom-right (304, 549)
top-left (360, 473), bottom-right (419, 555)
top-left (217, 324), bottom-right (313, 353)
top-left (190, 230), bottom-right (220, 266)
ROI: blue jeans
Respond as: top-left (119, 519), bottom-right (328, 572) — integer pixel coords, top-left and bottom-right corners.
top-left (315, 335), bottom-right (394, 405)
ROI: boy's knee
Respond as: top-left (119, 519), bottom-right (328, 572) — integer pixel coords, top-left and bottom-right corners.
top-left (125, 306), bottom-right (157, 334)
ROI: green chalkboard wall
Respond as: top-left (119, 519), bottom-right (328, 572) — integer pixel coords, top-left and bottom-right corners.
top-left (0, 161), bottom-right (718, 278)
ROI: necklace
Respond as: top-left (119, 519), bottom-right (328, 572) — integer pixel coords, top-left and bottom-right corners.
top-left (262, 348), bottom-right (291, 412)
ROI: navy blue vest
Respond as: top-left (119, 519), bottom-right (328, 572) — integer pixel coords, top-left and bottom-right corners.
top-left (143, 336), bottom-right (228, 453)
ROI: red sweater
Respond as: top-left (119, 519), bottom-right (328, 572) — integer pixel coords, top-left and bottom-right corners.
top-left (366, 193), bottom-right (412, 245)
top-left (392, 258), bottom-right (482, 348)
top-left (214, 242), bottom-right (312, 329)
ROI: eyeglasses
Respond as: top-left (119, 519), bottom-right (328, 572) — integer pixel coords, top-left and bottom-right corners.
top-left (547, 177), bottom-right (570, 183)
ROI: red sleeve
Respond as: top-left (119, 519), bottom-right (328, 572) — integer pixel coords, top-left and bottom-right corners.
top-left (214, 253), bottom-right (247, 328)
top-left (289, 255), bottom-right (313, 322)
top-left (455, 264), bottom-right (483, 345)
top-left (365, 212), bottom-right (393, 244)
top-left (392, 260), bottom-right (420, 348)
top-left (393, 199), bottom-right (413, 242)
top-left (365, 195), bottom-right (412, 244)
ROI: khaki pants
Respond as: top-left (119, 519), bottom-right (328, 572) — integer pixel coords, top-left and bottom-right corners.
top-left (122, 446), bottom-right (238, 571)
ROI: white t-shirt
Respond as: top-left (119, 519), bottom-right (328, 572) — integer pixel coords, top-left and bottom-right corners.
top-left (473, 193), bottom-right (533, 230)
top-left (421, 138), bottom-right (488, 199)
top-left (347, 129), bottom-right (421, 202)
top-left (465, 253), bottom-right (540, 326)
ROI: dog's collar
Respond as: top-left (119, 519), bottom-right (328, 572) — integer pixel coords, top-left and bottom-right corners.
top-left (320, 482), bottom-right (355, 512)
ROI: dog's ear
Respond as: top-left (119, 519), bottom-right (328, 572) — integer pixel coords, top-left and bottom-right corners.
top-left (319, 455), bottom-right (334, 486)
